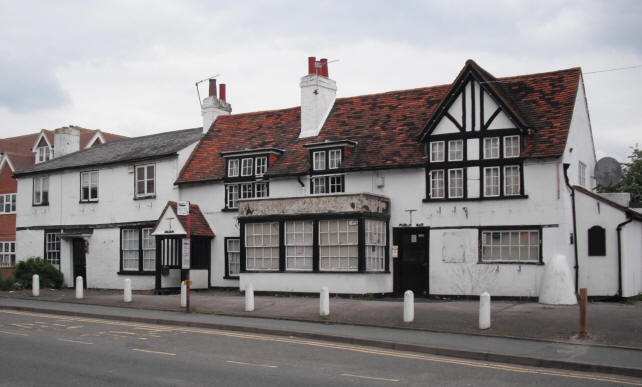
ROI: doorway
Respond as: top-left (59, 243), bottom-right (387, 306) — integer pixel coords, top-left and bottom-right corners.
top-left (72, 238), bottom-right (87, 288)
top-left (393, 227), bottom-right (429, 296)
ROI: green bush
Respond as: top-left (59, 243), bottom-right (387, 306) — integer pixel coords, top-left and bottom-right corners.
top-left (13, 257), bottom-right (64, 289)
top-left (0, 277), bottom-right (15, 291)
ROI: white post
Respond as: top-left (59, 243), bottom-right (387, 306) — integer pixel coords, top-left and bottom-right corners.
top-left (320, 286), bottom-right (330, 316)
top-left (123, 278), bottom-right (132, 303)
top-left (32, 274), bottom-right (40, 297)
top-left (75, 276), bottom-right (84, 299)
top-left (479, 291), bottom-right (491, 330)
top-left (245, 283), bottom-right (255, 312)
top-left (180, 281), bottom-right (187, 307)
top-left (403, 290), bottom-right (414, 322)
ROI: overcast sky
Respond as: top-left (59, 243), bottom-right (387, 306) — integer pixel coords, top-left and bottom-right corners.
top-left (1, 0), bottom-right (641, 161)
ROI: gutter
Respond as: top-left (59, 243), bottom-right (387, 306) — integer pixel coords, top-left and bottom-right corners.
top-left (562, 163), bottom-right (579, 294)
top-left (616, 217), bottom-right (633, 297)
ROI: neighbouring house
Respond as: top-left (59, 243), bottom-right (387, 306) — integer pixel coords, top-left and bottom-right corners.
top-left (0, 126), bottom-right (125, 278)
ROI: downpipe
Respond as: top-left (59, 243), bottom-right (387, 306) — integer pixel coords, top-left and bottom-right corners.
top-left (616, 218), bottom-right (633, 297)
top-left (562, 163), bottom-right (579, 294)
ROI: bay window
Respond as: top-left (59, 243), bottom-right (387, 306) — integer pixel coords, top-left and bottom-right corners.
top-left (245, 222), bottom-right (280, 271)
top-left (319, 219), bottom-right (358, 271)
top-left (285, 221), bottom-right (313, 271)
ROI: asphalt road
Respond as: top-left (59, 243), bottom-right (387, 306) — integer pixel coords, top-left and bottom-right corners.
top-left (0, 309), bottom-right (639, 387)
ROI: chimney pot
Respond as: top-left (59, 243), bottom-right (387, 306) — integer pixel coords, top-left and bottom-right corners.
top-left (208, 79), bottom-right (217, 97)
top-left (308, 56), bottom-right (317, 75)
top-left (320, 58), bottom-right (328, 77)
top-left (219, 84), bottom-right (226, 102)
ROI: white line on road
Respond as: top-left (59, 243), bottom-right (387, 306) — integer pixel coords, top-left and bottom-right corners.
top-left (0, 330), bottom-right (28, 336)
top-left (227, 360), bottom-right (278, 369)
top-left (57, 338), bottom-right (93, 345)
top-left (341, 373), bottom-right (399, 382)
top-left (132, 348), bottom-right (176, 356)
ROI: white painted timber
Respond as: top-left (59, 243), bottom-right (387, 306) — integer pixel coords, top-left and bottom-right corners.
top-left (320, 286), bottom-right (329, 316)
top-left (403, 290), bottom-right (414, 322)
top-left (479, 292), bottom-right (491, 329)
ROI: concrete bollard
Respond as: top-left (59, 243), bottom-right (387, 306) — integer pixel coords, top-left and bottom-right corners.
top-left (320, 286), bottom-right (330, 316)
top-left (180, 281), bottom-right (187, 307)
top-left (479, 291), bottom-right (491, 330)
top-left (403, 290), bottom-right (414, 322)
top-left (123, 278), bottom-right (132, 303)
top-left (75, 276), bottom-right (84, 299)
top-left (32, 274), bottom-right (40, 297)
top-left (245, 283), bottom-right (255, 312)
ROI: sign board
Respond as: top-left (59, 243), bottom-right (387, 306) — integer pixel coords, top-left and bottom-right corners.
top-left (177, 201), bottom-right (190, 216)
top-left (182, 238), bottom-right (191, 269)
top-left (183, 280), bottom-right (193, 286)
top-left (392, 245), bottom-right (398, 259)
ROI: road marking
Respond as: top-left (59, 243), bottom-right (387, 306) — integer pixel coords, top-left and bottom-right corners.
top-left (0, 330), bottom-right (28, 336)
top-left (66, 326), bottom-right (84, 329)
top-left (52, 323), bottom-right (67, 327)
top-left (227, 360), bottom-right (278, 369)
top-left (341, 373), bottom-right (399, 382)
top-left (57, 338), bottom-right (93, 345)
top-left (110, 331), bottom-right (136, 335)
top-left (132, 348), bottom-right (176, 356)
top-left (2, 309), bottom-right (640, 386)
top-left (11, 323), bottom-right (33, 329)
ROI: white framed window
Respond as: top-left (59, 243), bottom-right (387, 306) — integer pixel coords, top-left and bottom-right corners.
top-left (285, 220), bottom-right (313, 271)
top-left (504, 166), bottom-right (520, 196)
top-left (328, 149), bottom-right (342, 169)
top-left (45, 232), bottom-right (60, 268)
top-left (578, 161), bottom-right (587, 187)
top-left (255, 182), bottom-right (268, 198)
top-left (142, 228), bottom-right (155, 271)
top-left (481, 230), bottom-right (540, 262)
top-left (33, 176), bottom-right (49, 205)
top-left (36, 146), bottom-right (51, 163)
top-left (226, 238), bottom-right (240, 276)
top-left (245, 222), bottom-right (280, 271)
top-left (228, 159), bottom-right (239, 177)
top-left (121, 229), bottom-right (139, 271)
top-left (80, 171), bottom-right (98, 202)
top-left (430, 141), bottom-right (445, 162)
top-left (240, 183), bottom-right (253, 199)
top-left (483, 137), bottom-right (500, 159)
top-left (121, 227), bottom-right (155, 272)
top-left (0, 242), bottom-right (15, 268)
top-left (483, 167), bottom-right (500, 197)
top-left (311, 176), bottom-right (326, 194)
top-left (365, 220), bottom-right (386, 272)
top-left (0, 194), bottom-right (16, 214)
top-left (318, 219), bottom-right (358, 271)
top-left (448, 169), bottom-right (464, 198)
top-left (429, 170), bottom-right (445, 199)
top-left (241, 158), bottom-right (253, 176)
top-left (313, 151), bottom-right (326, 171)
top-left (255, 156), bottom-right (268, 177)
top-left (503, 135), bottom-right (520, 158)
top-left (135, 164), bottom-right (155, 198)
top-left (328, 174), bottom-right (344, 193)
top-left (226, 184), bottom-right (239, 209)
top-left (448, 140), bottom-right (464, 161)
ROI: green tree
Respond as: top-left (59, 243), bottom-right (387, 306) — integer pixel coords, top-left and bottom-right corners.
top-left (601, 146), bottom-right (642, 204)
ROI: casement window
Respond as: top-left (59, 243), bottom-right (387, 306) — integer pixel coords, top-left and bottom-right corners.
top-left (80, 171), bottom-right (98, 202)
top-left (483, 167), bottom-right (500, 197)
top-left (226, 182), bottom-right (269, 209)
top-left (45, 232), bottom-right (60, 268)
top-left (588, 226), bottom-right (606, 256)
top-left (328, 149), bottom-right (342, 169)
top-left (255, 182), bottom-right (268, 198)
top-left (578, 162), bottom-right (587, 187)
top-left (121, 227), bottom-right (155, 272)
top-left (448, 140), bottom-right (464, 161)
top-left (504, 166), bottom-right (520, 196)
top-left (504, 136), bottom-right (520, 158)
top-left (226, 184), bottom-right (239, 209)
top-left (483, 137), bottom-right (500, 159)
top-left (226, 238), bottom-right (240, 277)
top-left (135, 164), bottom-right (155, 198)
top-left (430, 141), bottom-right (445, 162)
top-left (448, 169), bottom-right (464, 198)
top-left (311, 174), bottom-right (344, 194)
top-left (255, 156), bottom-right (268, 177)
top-left (313, 151), bottom-right (326, 171)
top-left (481, 229), bottom-right (540, 263)
top-left (0, 242), bottom-right (15, 268)
top-left (0, 194), bottom-right (16, 214)
top-left (365, 220), bottom-right (386, 272)
top-left (319, 219), bottom-right (358, 271)
top-left (33, 176), bottom-right (49, 205)
top-left (245, 222), bottom-right (280, 271)
top-left (240, 183), bottom-right (253, 199)
top-left (429, 170), bottom-right (445, 199)
top-left (311, 176), bottom-right (326, 194)
top-left (228, 159), bottom-right (240, 177)
top-left (36, 146), bottom-right (51, 163)
top-left (241, 158), bottom-right (253, 176)
top-left (285, 220), bottom-right (313, 271)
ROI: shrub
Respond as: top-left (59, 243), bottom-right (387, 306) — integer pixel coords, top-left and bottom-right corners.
top-left (13, 257), bottom-right (64, 289)
top-left (0, 277), bottom-right (15, 291)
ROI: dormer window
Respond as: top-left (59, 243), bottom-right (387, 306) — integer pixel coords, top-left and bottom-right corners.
top-left (241, 158), bottom-right (253, 176)
top-left (255, 156), bottom-right (268, 177)
top-left (328, 149), bottom-right (342, 169)
top-left (36, 146), bottom-right (51, 163)
top-left (504, 135), bottom-right (520, 158)
top-left (430, 141), bottom-right (445, 162)
top-left (221, 150), bottom-right (279, 210)
top-left (228, 159), bottom-right (240, 177)
top-left (483, 138), bottom-right (500, 159)
top-left (313, 151), bottom-right (326, 170)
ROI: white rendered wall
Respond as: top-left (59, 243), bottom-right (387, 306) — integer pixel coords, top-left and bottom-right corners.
top-left (622, 222), bottom-right (642, 297)
top-left (240, 273), bottom-right (391, 294)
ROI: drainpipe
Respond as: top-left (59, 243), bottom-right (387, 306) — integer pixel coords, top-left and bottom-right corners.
top-left (616, 217), bottom-right (633, 297)
top-left (562, 163), bottom-right (579, 294)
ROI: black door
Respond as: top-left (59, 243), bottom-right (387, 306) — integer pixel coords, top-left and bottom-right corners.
top-left (393, 227), bottom-right (429, 296)
top-left (72, 238), bottom-right (87, 288)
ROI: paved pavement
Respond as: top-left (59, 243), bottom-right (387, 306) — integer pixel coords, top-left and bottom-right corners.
top-left (0, 289), bottom-right (641, 377)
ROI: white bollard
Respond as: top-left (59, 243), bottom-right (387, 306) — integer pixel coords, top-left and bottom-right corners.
top-left (180, 281), bottom-right (187, 307)
top-left (403, 290), bottom-right (414, 322)
top-left (245, 283), bottom-right (255, 312)
top-left (123, 278), bottom-right (132, 303)
top-left (479, 291), bottom-right (491, 330)
top-left (32, 274), bottom-right (40, 297)
top-left (320, 286), bottom-right (330, 316)
top-left (75, 276), bottom-right (84, 299)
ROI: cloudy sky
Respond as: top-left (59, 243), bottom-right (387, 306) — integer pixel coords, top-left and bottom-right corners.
top-left (1, 0), bottom-right (641, 161)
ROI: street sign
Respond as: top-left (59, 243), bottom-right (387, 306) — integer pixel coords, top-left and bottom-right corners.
top-left (183, 280), bottom-right (193, 286)
top-left (177, 201), bottom-right (190, 216)
top-left (182, 238), bottom-right (191, 269)
top-left (392, 245), bottom-right (399, 258)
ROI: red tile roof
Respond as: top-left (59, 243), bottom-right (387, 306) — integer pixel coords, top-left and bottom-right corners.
top-left (177, 62), bottom-right (581, 184)
top-left (154, 201), bottom-right (215, 237)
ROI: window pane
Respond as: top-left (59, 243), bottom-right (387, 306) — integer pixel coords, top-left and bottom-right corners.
top-left (245, 222), bottom-right (279, 271)
top-left (319, 219), bottom-right (358, 271)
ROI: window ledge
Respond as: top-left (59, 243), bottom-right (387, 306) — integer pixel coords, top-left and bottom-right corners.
top-left (117, 271), bottom-right (156, 276)
top-left (133, 195), bottom-right (156, 201)
top-left (32, 202), bottom-right (49, 207)
top-left (241, 270), bottom-right (391, 274)
top-left (79, 200), bottom-right (99, 204)
top-left (477, 261), bottom-right (544, 266)
top-left (423, 195), bottom-right (528, 203)
top-left (223, 276), bottom-right (240, 280)
top-left (221, 207), bottom-right (238, 212)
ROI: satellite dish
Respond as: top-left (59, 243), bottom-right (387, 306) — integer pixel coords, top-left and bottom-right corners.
top-left (594, 157), bottom-right (623, 188)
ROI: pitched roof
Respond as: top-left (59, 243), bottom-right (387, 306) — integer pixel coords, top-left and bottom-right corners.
top-left (176, 62), bottom-right (581, 184)
top-left (14, 128), bottom-right (203, 176)
top-left (153, 201), bottom-right (215, 237)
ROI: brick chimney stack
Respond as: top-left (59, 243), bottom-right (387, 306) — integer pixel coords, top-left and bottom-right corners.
top-left (299, 56), bottom-right (337, 138)
top-left (201, 78), bottom-right (232, 133)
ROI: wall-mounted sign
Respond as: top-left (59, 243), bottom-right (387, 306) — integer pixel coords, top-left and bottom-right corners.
top-left (182, 238), bottom-right (191, 269)
top-left (177, 201), bottom-right (190, 216)
top-left (392, 245), bottom-right (398, 259)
